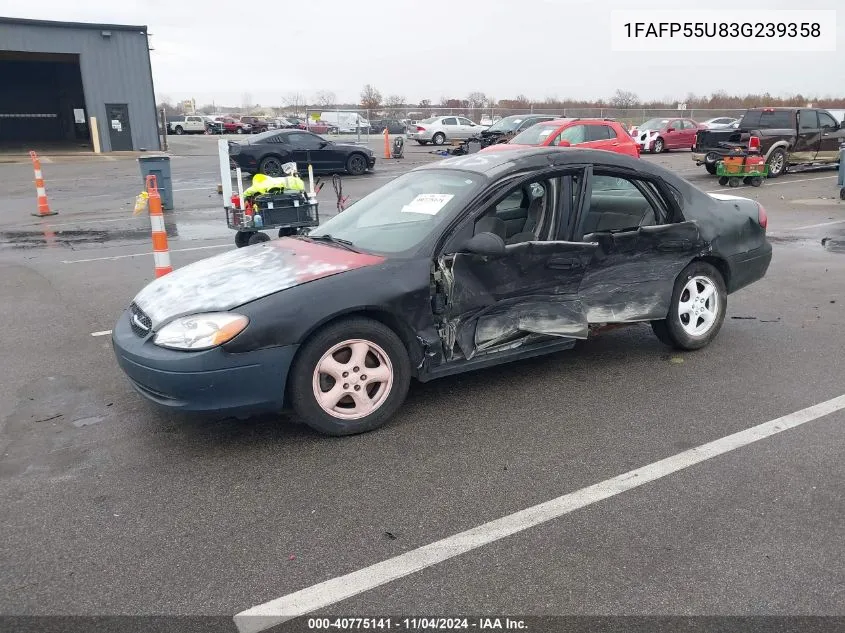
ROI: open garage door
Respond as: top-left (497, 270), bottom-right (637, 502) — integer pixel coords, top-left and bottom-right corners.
top-left (0, 51), bottom-right (90, 151)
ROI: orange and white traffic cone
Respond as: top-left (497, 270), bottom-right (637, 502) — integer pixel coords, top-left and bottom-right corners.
top-left (383, 128), bottom-right (391, 159)
top-left (146, 175), bottom-right (172, 277)
top-left (29, 151), bottom-right (57, 217)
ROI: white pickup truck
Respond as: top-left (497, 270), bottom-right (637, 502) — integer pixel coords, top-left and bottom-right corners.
top-left (167, 115), bottom-right (207, 135)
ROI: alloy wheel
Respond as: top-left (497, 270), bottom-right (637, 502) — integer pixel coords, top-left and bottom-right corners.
top-left (678, 276), bottom-right (719, 336)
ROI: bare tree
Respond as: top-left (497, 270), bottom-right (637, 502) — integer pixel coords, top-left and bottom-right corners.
top-left (315, 90), bottom-right (336, 108)
top-left (466, 92), bottom-right (488, 108)
top-left (385, 94), bottom-right (405, 116)
top-left (283, 92), bottom-right (306, 117)
top-left (419, 99), bottom-right (432, 117)
top-left (360, 84), bottom-right (382, 110)
top-left (609, 89), bottom-right (639, 109)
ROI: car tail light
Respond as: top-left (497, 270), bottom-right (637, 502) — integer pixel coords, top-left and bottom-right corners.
top-left (416, 126), bottom-right (426, 132)
top-left (748, 136), bottom-right (761, 152)
top-left (757, 203), bottom-right (768, 230)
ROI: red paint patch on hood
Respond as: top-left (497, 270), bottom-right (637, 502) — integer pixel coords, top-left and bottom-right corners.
top-left (273, 237), bottom-right (385, 283)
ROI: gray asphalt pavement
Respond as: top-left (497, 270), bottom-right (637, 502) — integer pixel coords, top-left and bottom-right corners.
top-left (1, 137), bottom-right (844, 627)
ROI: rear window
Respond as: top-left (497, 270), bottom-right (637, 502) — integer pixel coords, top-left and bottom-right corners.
top-left (741, 110), bottom-right (794, 129)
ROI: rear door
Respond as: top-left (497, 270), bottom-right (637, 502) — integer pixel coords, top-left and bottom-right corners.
top-left (438, 170), bottom-right (597, 360)
top-left (795, 110), bottom-right (821, 162)
top-left (583, 123), bottom-right (617, 151)
top-left (680, 120), bottom-right (698, 146)
top-left (572, 170), bottom-right (704, 323)
top-left (817, 110), bottom-right (844, 163)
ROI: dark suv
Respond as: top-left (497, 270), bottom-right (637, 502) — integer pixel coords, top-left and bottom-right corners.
top-left (693, 107), bottom-right (843, 177)
top-left (240, 116), bottom-right (270, 133)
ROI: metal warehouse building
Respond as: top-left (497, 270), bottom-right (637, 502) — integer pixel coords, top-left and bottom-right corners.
top-left (0, 16), bottom-right (160, 152)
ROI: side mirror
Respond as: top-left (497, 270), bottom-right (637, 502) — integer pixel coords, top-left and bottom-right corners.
top-left (319, 141), bottom-right (329, 148)
top-left (557, 140), bottom-right (571, 147)
top-left (462, 232), bottom-right (507, 257)
top-left (666, 127), bottom-right (675, 133)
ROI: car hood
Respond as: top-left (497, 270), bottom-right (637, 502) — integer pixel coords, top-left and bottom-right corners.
top-left (132, 238), bottom-right (385, 328)
top-left (479, 143), bottom-right (528, 153)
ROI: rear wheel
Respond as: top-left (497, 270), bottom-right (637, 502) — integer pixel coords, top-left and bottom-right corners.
top-left (728, 177), bottom-right (741, 188)
top-left (260, 156), bottom-right (284, 176)
top-left (289, 317), bottom-right (411, 436)
top-left (705, 163), bottom-right (718, 175)
top-left (750, 177), bottom-right (763, 187)
top-left (718, 176), bottom-right (729, 186)
top-left (651, 261), bottom-right (727, 351)
top-left (766, 148), bottom-right (786, 178)
top-left (432, 132), bottom-right (446, 146)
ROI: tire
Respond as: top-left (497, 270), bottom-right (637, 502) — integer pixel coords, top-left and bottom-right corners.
top-left (417, 140), bottom-right (429, 146)
top-left (247, 232), bottom-right (270, 246)
top-left (840, 187), bottom-right (845, 201)
top-left (718, 176), bottom-right (729, 186)
top-left (174, 126), bottom-right (184, 135)
top-left (234, 231), bottom-right (251, 248)
top-left (236, 127), bottom-right (244, 134)
top-left (705, 163), bottom-right (718, 175)
top-left (750, 177), bottom-right (763, 187)
top-left (260, 156), bottom-right (284, 176)
top-left (650, 261), bottom-right (727, 351)
top-left (346, 153), bottom-right (367, 176)
top-left (766, 148), bottom-right (786, 178)
top-left (289, 317), bottom-right (411, 436)
top-left (728, 177), bottom-right (741, 188)
top-left (432, 132), bottom-right (446, 146)
top-left (652, 137), bottom-right (664, 153)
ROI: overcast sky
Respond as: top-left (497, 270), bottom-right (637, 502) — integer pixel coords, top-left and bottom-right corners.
top-left (0, 0), bottom-right (841, 107)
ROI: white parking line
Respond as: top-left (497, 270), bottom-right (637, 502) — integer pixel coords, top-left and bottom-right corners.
top-left (790, 219), bottom-right (845, 231)
top-left (61, 244), bottom-right (228, 264)
top-left (233, 393), bottom-right (845, 633)
top-left (90, 330), bottom-right (112, 337)
top-left (706, 174), bottom-right (837, 194)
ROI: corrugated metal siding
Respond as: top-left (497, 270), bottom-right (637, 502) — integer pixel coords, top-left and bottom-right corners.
top-left (0, 21), bottom-right (159, 151)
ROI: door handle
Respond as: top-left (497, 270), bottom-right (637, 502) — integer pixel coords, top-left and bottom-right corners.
top-left (547, 257), bottom-right (583, 270)
top-left (656, 239), bottom-right (692, 252)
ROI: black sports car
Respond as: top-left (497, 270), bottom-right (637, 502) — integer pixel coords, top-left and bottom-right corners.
top-left (229, 129), bottom-right (376, 177)
top-left (113, 148), bottom-right (771, 436)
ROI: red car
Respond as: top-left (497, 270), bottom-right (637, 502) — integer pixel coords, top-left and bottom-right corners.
top-left (216, 117), bottom-right (252, 135)
top-left (629, 118), bottom-right (703, 153)
top-left (481, 118), bottom-right (640, 158)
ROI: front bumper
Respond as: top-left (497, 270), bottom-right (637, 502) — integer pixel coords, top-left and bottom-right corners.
top-left (366, 155), bottom-right (376, 168)
top-left (636, 135), bottom-right (655, 152)
top-left (112, 310), bottom-right (298, 415)
top-left (693, 150), bottom-right (727, 166)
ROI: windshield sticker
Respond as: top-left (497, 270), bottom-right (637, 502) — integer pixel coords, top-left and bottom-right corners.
top-left (401, 193), bottom-right (454, 215)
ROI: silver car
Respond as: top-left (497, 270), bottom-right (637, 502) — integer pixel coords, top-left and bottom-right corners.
top-left (702, 117), bottom-right (740, 129)
top-left (407, 116), bottom-right (488, 145)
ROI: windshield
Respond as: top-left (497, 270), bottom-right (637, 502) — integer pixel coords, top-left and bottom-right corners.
top-left (486, 115), bottom-right (526, 133)
top-left (510, 122), bottom-right (559, 145)
top-left (639, 118), bottom-right (668, 131)
top-left (308, 170), bottom-right (482, 254)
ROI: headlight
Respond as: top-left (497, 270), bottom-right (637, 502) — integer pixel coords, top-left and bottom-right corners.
top-left (153, 313), bottom-right (248, 351)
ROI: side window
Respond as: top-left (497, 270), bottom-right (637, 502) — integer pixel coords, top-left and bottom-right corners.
top-left (759, 110), bottom-right (795, 129)
top-left (474, 179), bottom-right (554, 244)
top-left (458, 117), bottom-right (473, 126)
top-left (798, 110), bottom-right (819, 131)
top-left (443, 117), bottom-right (457, 126)
top-left (681, 120), bottom-right (696, 130)
top-left (578, 174), bottom-right (664, 239)
top-left (287, 132), bottom-right (323, 149)
top-left (586, 125), bottom-right (614, 141)
top-left (668, 120), bottom-right (682, 130)
top-left (557, 125), bottom-right (587, 144)
top-left (818, 112), bottom-right (838, 129)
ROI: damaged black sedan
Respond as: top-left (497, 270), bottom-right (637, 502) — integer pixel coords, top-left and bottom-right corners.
top-left (113, 148), bottom-right (771, 436)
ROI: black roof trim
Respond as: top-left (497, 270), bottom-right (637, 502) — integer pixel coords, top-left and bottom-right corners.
top-left (0, 16), bottom-right (148, 33)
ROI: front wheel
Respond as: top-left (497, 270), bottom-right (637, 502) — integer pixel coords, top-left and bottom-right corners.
top-left (718, 176), bottom-right (729, 186)
top-left (346, 153), bottom-right (367, 176)
top-left (174, 126), bottom-right (184, 135)
top-left (652, 137), bottom-right (665, 153)
top-left (289, 317), bottom-right (411, 436)
top-left (234, 231), bottom-right (251, 248)
top-left (651, 261), bottom-right (727, 351)
top-left (236, 127), bottom-right (244, 134)
top-left (247, 232), bottom-right (270, 245)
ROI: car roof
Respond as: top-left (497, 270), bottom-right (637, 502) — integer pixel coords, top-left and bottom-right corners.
top-left (414, 147), bottom-right (669, 179)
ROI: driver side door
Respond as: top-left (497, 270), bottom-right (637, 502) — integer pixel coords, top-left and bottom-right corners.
top-left (436, 170), bottom-right (597, 361)
top-left (285, 131), bottom-right (331, 171)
